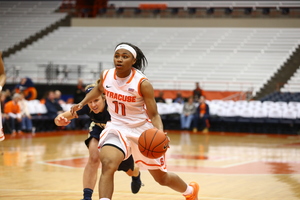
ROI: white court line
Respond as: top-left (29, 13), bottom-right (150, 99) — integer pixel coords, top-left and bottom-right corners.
top-left (37, 156), bottom-right (88, 169)
top-left (220, 160), bottom-right (256, 168)
top-left (0, 189), bottom-right (242, 200)
top-left (36, 161), bottom-right (79, 169)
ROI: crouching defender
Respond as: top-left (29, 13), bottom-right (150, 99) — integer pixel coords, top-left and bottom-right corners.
top-left (55, 83), bottom-right (142, 200)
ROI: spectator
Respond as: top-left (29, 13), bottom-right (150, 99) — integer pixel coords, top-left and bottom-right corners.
top-left (54, 89), bottom-right (76, 130)
top-left (193, 82), bottom-right (203, 102)
top-left (173, 92), bottom-right (185, 104)
top-left (180, 96), bottom-right (196, 130)
top-left (62, 65), bottom-right (69, 81)
top-left (18, 93), bottom-right (33, 133)
top-left (0, 52), bottom-right (5, 89)
top-left (193, 95), bottom-right (210, 133)
top-left (45, 90), bottom-right (63, 119)
top-left (4, 93), bottom-right (22, 137)
top-left (155, 90), bottom-right (165, 103)
top-left (14, 77), bottom-right (37, 100)
top-left (54, 89), bottom-right (66, 105)
top-left (1, 91), bottom-right (8, 134)
top-left (0, 52), bottom-right (6, 141)
top-left (74, 78), bottom-right (86, 103)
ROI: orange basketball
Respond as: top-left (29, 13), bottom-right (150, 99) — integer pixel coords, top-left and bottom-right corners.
top-left (138, 128), bottom-right (170, 159)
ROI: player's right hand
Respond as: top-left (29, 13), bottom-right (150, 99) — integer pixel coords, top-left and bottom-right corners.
top-left (165, 132), bottom-right (170, 148)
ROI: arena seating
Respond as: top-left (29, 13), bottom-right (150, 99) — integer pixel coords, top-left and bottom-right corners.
top-left (20, 99), bottom-right (299, 134)
top-left (0, 1), bottom-right (67, 52)
top-left (281, 67), bottom-right (300, 93)
top-left (2, 1), bottom-right (300, 135)
top-left (4, 27), bottom-right (300, 96)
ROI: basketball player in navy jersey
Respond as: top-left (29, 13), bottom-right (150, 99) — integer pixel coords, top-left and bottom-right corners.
top-left (55, 82), bottom-right (142, 200)
top-left (0, 52), bottom-right (6, 141)
top-left (70, 42), bottom-right (199, 200)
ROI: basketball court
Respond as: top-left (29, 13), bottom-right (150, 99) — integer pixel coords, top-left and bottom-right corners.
top-left (0, 130), bottom-right (300, 200)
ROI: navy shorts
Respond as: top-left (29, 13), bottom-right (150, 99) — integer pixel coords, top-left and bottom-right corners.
top-left (118, 155), bottom-right (134, 172)
top-left (84, 123), bottom-right (103, 147)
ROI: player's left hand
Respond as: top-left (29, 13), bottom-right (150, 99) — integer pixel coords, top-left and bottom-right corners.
top-left (55, 116), bottom-right (71, 126)
top-left (70, 103), bottom-right (82, 118)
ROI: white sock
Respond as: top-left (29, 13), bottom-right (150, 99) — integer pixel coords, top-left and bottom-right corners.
top-left (182, 185), bottom-right (193, 196)
top-left (99, 198), bottom-right (110, 200)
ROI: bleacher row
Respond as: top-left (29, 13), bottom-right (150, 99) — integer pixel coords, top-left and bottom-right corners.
top-left (4, 26), bottom-right (300, 95)
top-left (281, 68), bottom-right (300, 93)
top-left (0, 1), bottom-right (67, 51)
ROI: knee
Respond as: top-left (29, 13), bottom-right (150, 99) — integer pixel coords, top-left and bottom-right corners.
top-left (153, 173), bottom-right (169, 186)
top-left (101, 157), bottom-right (119, 173)
top-left (88, 154), bottom-right (100, 165)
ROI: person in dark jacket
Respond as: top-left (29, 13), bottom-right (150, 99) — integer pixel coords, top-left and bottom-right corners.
top-left (45, 90), bottom-right (63, 119)
top-left (193, 95), bottom-right (210, 133)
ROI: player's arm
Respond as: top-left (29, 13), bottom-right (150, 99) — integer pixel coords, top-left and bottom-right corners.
top-left (54, 111), bottom-right (74, 126)
top-left (70, 71), bottom-right (105, 117)
top-left (141, 80), bottom-right (164, 131)
top-left (0, 52), bottom-right (6, 89)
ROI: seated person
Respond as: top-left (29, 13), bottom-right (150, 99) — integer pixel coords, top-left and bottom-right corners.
top-left (193, 95), bottom-right (210, 133)
top-left (173, 92), bottom-right (185, 104)
top-left (54, 90), bottom-right (66, 105)
top-left (4, 93), bottom-right (22, 136)
top-left (155, 90), bottom-right (166, 103)
top-left (180, 96), bottom-right (196, 130)
top-left (45, 90), bottom-right (63, 119)
top-left (18, 93), bottom-right (33, 133)
top-left (40, 90), bottom-right (65, 131)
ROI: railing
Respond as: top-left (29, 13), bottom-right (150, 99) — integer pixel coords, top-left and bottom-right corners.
top-left (109, 1), bottom-right (300, 9)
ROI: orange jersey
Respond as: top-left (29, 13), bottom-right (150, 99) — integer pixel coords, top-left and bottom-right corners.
top-left (200, 103), bottom-right (207, 115)
top-left (4, 100), bottom-right (21, 114)
top-left (102, 68), bottom-right (148, 128)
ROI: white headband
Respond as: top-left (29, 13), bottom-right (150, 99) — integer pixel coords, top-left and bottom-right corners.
top-left (115, 44), bottom-right (137, 58)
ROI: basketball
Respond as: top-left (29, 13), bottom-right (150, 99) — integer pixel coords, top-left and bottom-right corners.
top-left (138, 128), bottom-right (170, 159)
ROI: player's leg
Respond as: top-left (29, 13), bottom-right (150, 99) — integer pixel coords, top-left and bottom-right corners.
top-left (149, 169), bottom-right (199, 200)
top-left (118, 155), bottom-right (142, 194)
top-left (82, 137), bottom-right (100, 200)
top-left (98, 144), bottom-right (124, 200)
top-left (129, 164), bottom-right (142, 194)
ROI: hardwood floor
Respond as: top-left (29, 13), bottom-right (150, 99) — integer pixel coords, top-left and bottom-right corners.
top-left (0, 130), bottom-right (300, 200)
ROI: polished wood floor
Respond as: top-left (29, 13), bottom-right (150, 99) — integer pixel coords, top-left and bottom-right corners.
top-left (0, 129), bottom-right (300, 200)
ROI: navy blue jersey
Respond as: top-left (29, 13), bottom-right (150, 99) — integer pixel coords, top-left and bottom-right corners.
top-left (77, 103), bottom-right (111, 124)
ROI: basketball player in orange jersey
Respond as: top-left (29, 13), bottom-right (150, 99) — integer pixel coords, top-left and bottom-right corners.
top-left (55, 83), bottom-right (142, 200)
top-left (70, 42), bottom-right (199, 200)
top-left (0, 52), bottom-right (6, 141)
